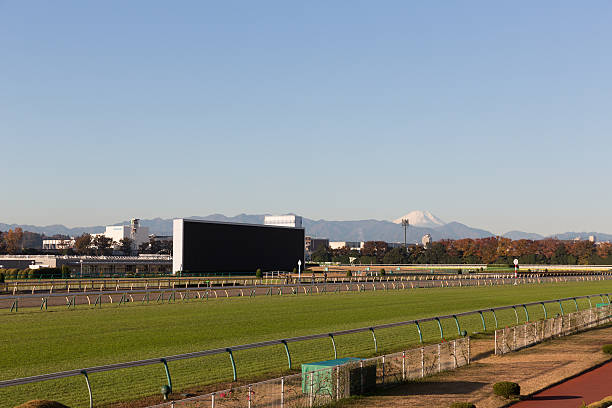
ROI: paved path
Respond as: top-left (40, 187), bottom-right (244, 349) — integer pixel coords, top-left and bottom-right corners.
top-left (512, 360), bottom-right (612, 407)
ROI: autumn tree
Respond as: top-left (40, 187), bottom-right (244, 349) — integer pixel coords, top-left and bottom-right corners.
top-left (361, 241), bottom-right (388, 262)
top-left (3, 228), bottom-right (24, 254)
top-left (567, 241), bottom-right (595, 265)
top-left (74, 234), bottom-right (92, 255)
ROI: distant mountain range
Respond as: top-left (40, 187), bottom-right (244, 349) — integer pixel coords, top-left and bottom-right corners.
top-left (2, 210), bottom-right (612, 243)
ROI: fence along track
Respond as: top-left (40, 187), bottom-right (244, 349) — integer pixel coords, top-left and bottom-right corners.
top-left (495, 304), bottom-right (612, 355)
top-left (3, 275), bottom-right (612, 312)
top-left (4, 273), bottom-right (612, 295)
top-left (148, 337), bottom-right (471, 408)
top-left (1, 293), bottom-right (611, 408)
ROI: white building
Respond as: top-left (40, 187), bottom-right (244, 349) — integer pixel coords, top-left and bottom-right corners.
top-left (42, 239), bottom-right (75, 250)
top-left (329, 241), bottom-right (364, 251)
top-left (264, 215), bottom-right (303, 228)
top-left (421, 234), bottom-right (432, 248)
top-left (92, 219), bottom-right (150, 250)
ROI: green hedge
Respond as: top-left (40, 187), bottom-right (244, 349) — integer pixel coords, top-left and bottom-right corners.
top-left (585, 396), bottom-right (612, 408)
top-left (493, 381), bottom-right (520, 398)
top-left (450, 402), bottom-right (476, 408)
top-left (0, 267), bottom-right (64, 279)
top-left (602, 344), bottom-right (612, 355)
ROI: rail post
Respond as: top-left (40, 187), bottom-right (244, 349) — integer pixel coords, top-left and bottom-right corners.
top-left (281, 340), bottom-right (292, 370)
top-left (572, 298), bottom-right (579, 312)
top-left (453, 315), bottom-right (461, 336)
top-left (415, 321), bottom-right (423, 344)
top-left (540, 302), bottom-right (547, 319)
top-left (490, 308), bottom-right (498, 329)
top-left (478, 311), bottom-right (486, 331)
top-left (558, 300), bottom-right (564, 316)
top-left (435, 317), bottom-right (444, 339)
top-left (226, 348), bottom-right (237, 381)
top-left (161, 358), bottom-right (172, 393)
top-left (329, 334), bottom-right (337, 359)
top-left (512, 306), bottom-right (519, 324)
top-left (369, 328), bottom-right (378, 353)
top-left (522, 304), bottom-right (529, 322)
top-left (81, 370), bottom-right (93, 408)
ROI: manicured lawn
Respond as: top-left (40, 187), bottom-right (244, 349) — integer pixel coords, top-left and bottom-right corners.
top-left (1, 280), bottom-right (611, 407)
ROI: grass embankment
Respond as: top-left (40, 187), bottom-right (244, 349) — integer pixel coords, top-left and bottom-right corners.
top-left (1, 281), bottom-right (611, 407)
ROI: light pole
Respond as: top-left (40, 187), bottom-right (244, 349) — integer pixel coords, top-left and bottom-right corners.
top-left (80, 259), bottom-right (83, 278)
top-left (298, 259), bottom-right (302, 282)
top-left (401, 219), bottom-right (409, 248)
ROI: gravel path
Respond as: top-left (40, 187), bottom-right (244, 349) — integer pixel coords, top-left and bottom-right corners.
top-left (339, 325), bottom-right (612, 408)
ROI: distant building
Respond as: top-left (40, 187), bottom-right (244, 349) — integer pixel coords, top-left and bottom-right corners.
top-left (305, 236), bottom-right (329, 253)
top-left (149, 234), bottom-right (173, 242)
top-left (264, 215), bottom-right (303, 228)
top-left (589, 235), bottom-right (596, 243)
top-left (92, 219), bottom-right (150, 250)
top-left (421, 234), bottom-right (432, 248)
top-left (42, 238), bottom-right (75, 250)
top-left (387, 242), bottom-right (403, 249)
top-left (329, 241), bottom-right (363, 251)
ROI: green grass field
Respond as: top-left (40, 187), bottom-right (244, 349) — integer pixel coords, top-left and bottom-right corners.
top-left (1, 280), bottom-right (612, 407)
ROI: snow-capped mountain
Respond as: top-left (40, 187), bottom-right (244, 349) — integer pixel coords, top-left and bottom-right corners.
top-left (392, 211), bottom-right (446, 228)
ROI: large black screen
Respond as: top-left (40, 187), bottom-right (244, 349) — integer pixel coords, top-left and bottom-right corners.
top-left (181, 220), bottom-right (304, 274)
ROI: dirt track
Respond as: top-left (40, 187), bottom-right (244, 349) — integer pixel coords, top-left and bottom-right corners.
top-left (339, 325), bottom-right (612, 408)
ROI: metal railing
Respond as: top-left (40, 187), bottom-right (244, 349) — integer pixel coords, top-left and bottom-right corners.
top-left (148, 337), bottom-right (471, 408)
top-left (3, 275), bottom-right (612, 312)
top-left (4, 273), bottom-right (611, 294)
top-left (1, 292), bottom-right (611, 408)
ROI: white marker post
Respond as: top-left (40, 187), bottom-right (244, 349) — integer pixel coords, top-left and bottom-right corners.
top-left (513, 259), bottom-right (519, 279)
top-left (298, 259), bottom-right (302, 282)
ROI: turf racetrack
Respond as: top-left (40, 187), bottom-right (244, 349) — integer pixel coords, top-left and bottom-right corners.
top-left (2, 280), bottom-right (612, 407)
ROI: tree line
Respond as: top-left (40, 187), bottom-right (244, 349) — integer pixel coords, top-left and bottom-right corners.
top-left (0, 228), bottom-right (171, 255)
top-left (310, 237), bottom-right (612, 266)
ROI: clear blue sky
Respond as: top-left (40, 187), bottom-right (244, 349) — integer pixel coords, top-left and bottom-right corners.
top-left (2, 1), bottom-right (611, 235)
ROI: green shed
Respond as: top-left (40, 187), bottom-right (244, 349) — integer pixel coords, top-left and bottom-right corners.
top-left (301, 358), bottom-right (360, 394)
